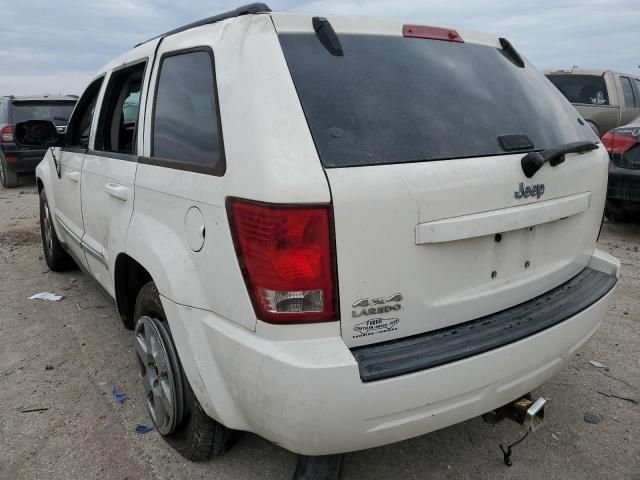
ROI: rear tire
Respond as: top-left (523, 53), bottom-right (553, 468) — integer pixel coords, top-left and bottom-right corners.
top-left (134, 282), bottom-right (232, 461)
top-left (0, 157), bottom-right (18, 187)
top-left (39, 189), bottom-right (75, 271)
top-left (605, 199), bottom-right (637, 223)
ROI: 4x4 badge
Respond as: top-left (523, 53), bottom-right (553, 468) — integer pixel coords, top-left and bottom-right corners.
top-left (352, 293), bottom-right (403, 318)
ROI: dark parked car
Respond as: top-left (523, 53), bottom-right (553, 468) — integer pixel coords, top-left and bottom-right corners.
top-left (0, 95), bottom-right (77, 187)
top-left (602, 118), bottom-right (640, 222)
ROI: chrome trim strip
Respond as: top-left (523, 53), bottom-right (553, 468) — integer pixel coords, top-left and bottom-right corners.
top-left (82, 241), bottom-right (108, 267)
top-left (54, 212), bottom-right (108, 268)
top-left (54, 212), bottom-right (81, 246)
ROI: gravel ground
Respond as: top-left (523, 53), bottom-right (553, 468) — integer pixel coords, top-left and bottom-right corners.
top-left (1, 179), bottom-right (638, 480)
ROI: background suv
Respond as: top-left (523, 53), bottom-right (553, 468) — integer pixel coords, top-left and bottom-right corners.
top-left (545, 69), bottom-right (640, 137)
top-left (0, 95), bottom-right (77, 187)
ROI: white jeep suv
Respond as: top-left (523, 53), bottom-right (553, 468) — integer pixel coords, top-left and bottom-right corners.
top-left (27, 2), bottom-right (619, 474)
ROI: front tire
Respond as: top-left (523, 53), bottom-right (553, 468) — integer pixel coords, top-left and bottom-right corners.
top-left (134, 282), bottom-right (232, 461)
top-left (39, 189), bottom-right (75, 270)
top-left (0, 157), bottom-right (18, 188)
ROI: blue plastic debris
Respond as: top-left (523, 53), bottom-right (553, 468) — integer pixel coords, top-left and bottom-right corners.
top-left (111, 386), bottom-right (129, 404)
top-left (135, 423), bottom-right (155, 434)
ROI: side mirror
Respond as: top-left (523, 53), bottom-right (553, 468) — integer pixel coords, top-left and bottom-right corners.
top-left (13, 120), bottom-right (63, 148)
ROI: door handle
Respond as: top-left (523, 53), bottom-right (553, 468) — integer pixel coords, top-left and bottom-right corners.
top-left (63, 171), bottom-right (81, 182)
top-left (104, 183), bottom-right (129, 201)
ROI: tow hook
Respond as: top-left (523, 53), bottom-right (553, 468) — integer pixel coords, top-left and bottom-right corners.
top-left (482, 395), bottom-right (547, 466)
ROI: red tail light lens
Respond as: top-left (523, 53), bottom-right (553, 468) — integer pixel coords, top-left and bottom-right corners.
top-left (0, 125), bottom-right (13, 143)
top-left (601, 130), bottom-right (635, 154)
top-left (227, 198), bottom-right (338, 324)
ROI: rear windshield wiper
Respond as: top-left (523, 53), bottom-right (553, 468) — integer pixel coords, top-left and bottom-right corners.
top-left (521, 140), bottom-right (598, 178)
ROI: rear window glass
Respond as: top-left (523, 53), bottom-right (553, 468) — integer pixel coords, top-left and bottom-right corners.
top-left (546, 74), bottom-right (609, 105)
top-left (11, 101), bottom-right (76, 127)
top-left (280, 34), bottom-right (595, 168)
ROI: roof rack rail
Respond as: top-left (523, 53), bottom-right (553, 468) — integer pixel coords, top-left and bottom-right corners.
top-left (135, 3), bottom-right (271, 47)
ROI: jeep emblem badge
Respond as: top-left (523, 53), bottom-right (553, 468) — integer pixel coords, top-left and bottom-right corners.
top-left (514, 182), bottom-right (545, 200)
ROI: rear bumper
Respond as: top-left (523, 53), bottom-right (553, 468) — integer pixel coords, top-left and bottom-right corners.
top-left (608, 163), bottom-right (640, 202)
top-left (163, 249), bottom-right (619, 456)
top-left (1, 146), bottom-right (46, 173)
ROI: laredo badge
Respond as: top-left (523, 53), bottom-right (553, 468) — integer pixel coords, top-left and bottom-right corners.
top-left (353, 318), bottom-right (399, 338)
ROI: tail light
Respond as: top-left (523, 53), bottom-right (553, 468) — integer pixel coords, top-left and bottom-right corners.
top-left (227, 198), bottom-right (338, 324)
top-left (0, 125), bottom-right (13, 143)
top-left (601, 130), bottom-right (635, 154)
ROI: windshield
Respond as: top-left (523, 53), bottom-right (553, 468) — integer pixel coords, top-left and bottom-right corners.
top-left (546, 74), bottom-right (609, 106)
top-left (279, 34), bottom-right (596, 168)
top-left (11, 101), bottom-right (76, 127)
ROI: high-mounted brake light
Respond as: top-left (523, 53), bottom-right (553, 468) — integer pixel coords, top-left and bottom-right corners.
top-left (601, 130), bottom-right (635, 154)
top-left (403, 24), bottom-right (464, 43)
top-left (227, 198), bottom-right (338, 324)
top-left (0, 125), bottom-right (13, 143)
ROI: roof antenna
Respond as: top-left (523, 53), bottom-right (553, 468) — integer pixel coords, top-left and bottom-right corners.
top-left (312, 17), bottom-right (343, 56)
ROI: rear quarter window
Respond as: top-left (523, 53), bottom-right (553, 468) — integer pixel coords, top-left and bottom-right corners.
top-left (151, 49), bottom-right (225, 175)
top-left (280, 34), bottom-right (596, 168)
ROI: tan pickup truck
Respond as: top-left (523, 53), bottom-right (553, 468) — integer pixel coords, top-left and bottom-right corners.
top-left (545, 69), bottom-right (640, 137)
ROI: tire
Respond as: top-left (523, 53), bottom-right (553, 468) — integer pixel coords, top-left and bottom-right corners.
top-left (134, 282), bottom-right (232, 461)
top-left (0, 157), bottom-right (19, 188)
top-left (39, 189), bottom-right (75, 271)
top-left (605, 199), bottom-right (636, 223)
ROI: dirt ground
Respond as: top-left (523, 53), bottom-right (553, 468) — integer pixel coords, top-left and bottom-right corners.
top-left (1, 178), bottom-right (638, 480)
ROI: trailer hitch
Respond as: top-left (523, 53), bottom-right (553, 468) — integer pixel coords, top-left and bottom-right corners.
top-left (482, 395), bottom-right (547, 466)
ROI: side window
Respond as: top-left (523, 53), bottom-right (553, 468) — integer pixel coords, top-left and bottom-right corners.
top-left (95, 61), bottom-right (145, 155)
top-left (620, 76), bottom-right (637, 108)
top-left (151, 49), bottom-right (224, 174)
top-left (0, 99), bottom-right (7, 123)
top-left (66, 77), bottom-right (104, 149)
top-left (635, 79), bottom-right (640, 105)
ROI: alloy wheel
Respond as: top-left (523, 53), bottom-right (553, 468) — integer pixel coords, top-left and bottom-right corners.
top-left (134, 316), bottom-right (179, 435)
top-left (42, 200), bottom-right (54, 256)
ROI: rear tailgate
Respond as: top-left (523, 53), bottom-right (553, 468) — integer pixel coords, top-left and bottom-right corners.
top-left (275, 15), bottom-right (605, 348)
top-left (327, 151), bottom-right (607, 348)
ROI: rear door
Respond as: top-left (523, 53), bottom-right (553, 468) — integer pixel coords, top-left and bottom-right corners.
top-left (278, 23), bottom-right (607, 348)
top-left (80, 53), bottom-right (153, 296)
